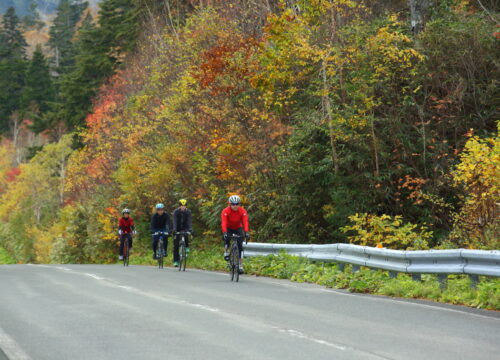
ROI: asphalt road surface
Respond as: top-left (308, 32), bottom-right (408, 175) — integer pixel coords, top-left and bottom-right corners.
top-left (0, 264), bottom-right (499, 360)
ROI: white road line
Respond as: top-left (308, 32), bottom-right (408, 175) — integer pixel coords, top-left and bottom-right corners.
top-left (268, 280), bottom-right (500, 322)
top-left (0, 326), bottom-right (32, 360)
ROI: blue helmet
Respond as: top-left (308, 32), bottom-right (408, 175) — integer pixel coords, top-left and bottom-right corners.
top-left (155, 203), bottom-right (165, 209)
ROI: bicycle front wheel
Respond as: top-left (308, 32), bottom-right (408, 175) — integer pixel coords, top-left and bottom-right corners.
top-left (123, 241), bottom-right (129, 267)
top-left (181, 243), bottom-right (187, 271)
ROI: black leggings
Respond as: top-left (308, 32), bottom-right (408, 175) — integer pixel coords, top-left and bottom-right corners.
top-left (152, 233), bottom-right (168, 254)
top-left (224, 228), bottom-right (244, 259)
top-left (119, 233), bottom-right (133, 256)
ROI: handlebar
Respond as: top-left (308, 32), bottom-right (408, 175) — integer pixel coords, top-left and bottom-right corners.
top-left (175, 231), bottom-right (191, 235)
top-left (153, 231), bottom-right (169, 236)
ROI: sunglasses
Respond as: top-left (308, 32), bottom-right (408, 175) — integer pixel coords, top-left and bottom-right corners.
top-left (230, 203), bottom-right (240, 206)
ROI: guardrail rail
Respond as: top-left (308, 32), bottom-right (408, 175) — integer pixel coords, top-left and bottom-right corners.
top-left (243, 243), bottom-right (500, 288)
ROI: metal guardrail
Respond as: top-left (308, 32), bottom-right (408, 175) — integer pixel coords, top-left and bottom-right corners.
top-left (243, 243), bottom-right (500, 281)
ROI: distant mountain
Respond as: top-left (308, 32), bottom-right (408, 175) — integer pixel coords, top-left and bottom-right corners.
top-left (0, 0), bottom-right (101, 16)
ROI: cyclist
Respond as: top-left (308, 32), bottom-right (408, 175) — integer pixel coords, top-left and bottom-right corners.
top-left (172, 199), bottom-right (193, 267)
top-left (150, 203), bottom-right (171, 259)
top-left (118, 208), bottom-right (135, 260)
top-left (221, 195), bottom-right (250, 274)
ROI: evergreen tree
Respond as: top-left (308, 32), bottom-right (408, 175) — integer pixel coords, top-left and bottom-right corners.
top-left (48, 0), bottom-right (88, 74)
top-left (0, 7), bottom-right (27, 133)
top-left (57, 13), bottom-right (111, 130)
top-left (22, 0), bottom-right (44, 29)
top-left (21, 45), bottom-right (55, 131)
top-left (0, 7), bottom-right (28, 60)
top-left (57, 0), bottom-right (139, 130)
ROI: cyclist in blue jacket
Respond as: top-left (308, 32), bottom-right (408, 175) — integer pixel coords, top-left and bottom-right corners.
top-left (150, 203), bottom-right (171, 259)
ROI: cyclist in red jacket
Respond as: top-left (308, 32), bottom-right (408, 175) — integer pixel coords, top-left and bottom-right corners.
top-left (221, 195), bottom-right (250, 273)
top-left (118, 208), bottom-right (135, 260)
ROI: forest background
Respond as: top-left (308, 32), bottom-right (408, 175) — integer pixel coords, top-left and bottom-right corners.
top-left (0, 0), bottom-right (498, 264)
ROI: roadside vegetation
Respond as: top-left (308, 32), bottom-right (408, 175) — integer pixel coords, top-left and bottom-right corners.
top-left (0, 0), bottom-right (498, 308)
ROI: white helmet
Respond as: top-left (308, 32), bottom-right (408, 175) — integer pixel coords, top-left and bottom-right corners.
top-left (228, 195), bottom-right (241, 205)
top-left (122, 208), bottom-right (130, 214)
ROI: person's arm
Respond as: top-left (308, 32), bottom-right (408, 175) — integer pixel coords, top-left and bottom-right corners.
top-left (187, 210), bottom-right (193, 232)
top-left (221, 209), bottom-right (228, 233)
top-left (172, 209), bottom-right (178, 233)
top-left (242, 208), bottom-right (249, 232)
top-left (150, 215), bottom-right (155, 233)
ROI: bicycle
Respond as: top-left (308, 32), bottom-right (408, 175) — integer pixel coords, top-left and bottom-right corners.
top-left (227, 234), bottom-right (243, 282)
top-left (154, 231), bottom-right (168, 269)
top-left (122, 234), bottom-right (130, 267)
top-left (175, 231), bottom-right (190, 272)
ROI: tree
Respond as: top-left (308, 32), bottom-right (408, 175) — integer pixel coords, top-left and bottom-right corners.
top-left (21, 45), bottom-right (55, 131)
top-left (48, 0), bottom-right (88, 74)
top-left (22, 0), bottom-right (44, 29)
top-left (0, 7), bottom-right (27, 133)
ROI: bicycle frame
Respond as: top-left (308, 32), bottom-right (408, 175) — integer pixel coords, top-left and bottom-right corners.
top-left (154, 231), bottom-right (168, 269)
top-left (228, 234), bottom-right (243, 282)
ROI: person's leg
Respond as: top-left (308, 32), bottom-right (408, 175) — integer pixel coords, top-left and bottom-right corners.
top-left (236, 228), bottom-right (244, 270)
top-left (152, 234), bottom-right (158, 258)
top-left (119, 235), bottom-right (124, 257)
top-left (173, 233), bottom-right (180, 263)
top-left (128, 233), bottom-right (133, 249)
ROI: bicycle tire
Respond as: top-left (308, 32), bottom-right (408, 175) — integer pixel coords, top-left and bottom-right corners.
top-left (158, 238), bottom-right (164, 269)
top-left (182, 244), bottom-right (187, 271)
top-left (178, 241), bottom-right (184, 272)
top-left (123, 241), bottom-right (128, 267)
top-left (234, 246), bottom-right (240, 282)
top-left (230, 246), bottom-right (235, 281)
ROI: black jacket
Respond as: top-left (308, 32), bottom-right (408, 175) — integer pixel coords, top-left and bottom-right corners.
top-left (150, 212), bottom-right (170, 233)
top-left (172, 208), bottom-right (192, 232)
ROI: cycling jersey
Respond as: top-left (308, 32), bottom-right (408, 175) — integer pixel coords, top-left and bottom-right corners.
top-left (221, 206), bottom-right (249, 232)
top-left (119, 217), bottom-right (135, 234)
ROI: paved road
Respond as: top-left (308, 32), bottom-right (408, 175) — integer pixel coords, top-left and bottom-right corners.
top-left (0, 265), bottom-right (499, 360)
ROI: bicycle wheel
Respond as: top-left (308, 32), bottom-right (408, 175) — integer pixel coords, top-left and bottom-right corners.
top-left (158, 239), bottom-right (163, 269)
top-left (181, 241), bottom-right (187, 271)
top-left (233, 245), bottom-right (240, 282)
top-left (123, 240), bottom-right (128, 267)
top-left (229, 246), bottom-right (235, 281)
top-left (178, 241), bottom-right (184, 272)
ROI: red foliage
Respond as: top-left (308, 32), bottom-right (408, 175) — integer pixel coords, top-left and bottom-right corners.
top-left (5, 167), bottom-right (21, 182)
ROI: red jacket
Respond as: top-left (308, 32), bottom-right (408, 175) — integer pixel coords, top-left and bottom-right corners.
top-left (221, 206), bottom-right (249, 232)
top-left (119, 217), bottom-right (135, 234)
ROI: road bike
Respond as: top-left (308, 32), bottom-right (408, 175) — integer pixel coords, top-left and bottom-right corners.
top-left (122, 234), bottom-right (131, 267)
top-left (154, 231), bottom-right (168, 269)
top-left (175, 231), bottom-right (190, 272)
top-left (228, 234), bottom-right (243, 282)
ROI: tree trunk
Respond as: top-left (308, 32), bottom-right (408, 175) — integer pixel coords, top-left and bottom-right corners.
top-left (408, 0), bottom-right (431, 35)
top-left (322, 58), bottom-right (339, 175)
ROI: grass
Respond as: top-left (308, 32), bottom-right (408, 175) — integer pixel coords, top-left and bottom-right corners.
top-left (128, 244), bottom-right (500, 310)
top-left (0, 246), bottom-right (16, 264)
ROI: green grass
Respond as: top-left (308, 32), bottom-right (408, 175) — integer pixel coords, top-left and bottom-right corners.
top-left (123, 244), bottom-right (500, 310)
top-left (0, 246), bottom-right (16, 264)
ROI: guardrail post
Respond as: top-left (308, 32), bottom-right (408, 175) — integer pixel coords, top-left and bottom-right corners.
top-left (389, 271), bottom-right (397, 279)
top-left (469, 274), bottom-right (479, 289)
top-left (338, 263), bottom-right (345, 272)
top-left (411, 274), bottom-right (421, 281)
top-left (352, 265), bottom-right (360, 273)
top-left (437, 274), bottom-right (448, 290)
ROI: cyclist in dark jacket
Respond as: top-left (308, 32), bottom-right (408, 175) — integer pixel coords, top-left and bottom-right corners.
top-left (150, 203), bottom-right (171, 259)
top-left (172, 199), bottom-right (193, 267)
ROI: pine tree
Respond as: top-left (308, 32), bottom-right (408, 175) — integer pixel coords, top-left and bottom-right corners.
top-left (48, 0), bottom-right (88, 74)
top-left (21, 46), bottom-right (55, 131)
top-left (0, 7), bottom-right (27, 133)
top-left (58, 13), bottom-right (111, 130)
top-left (22, 0), bottom-right (44, 29)
top-left (57, 0), bottom-right (139, 130)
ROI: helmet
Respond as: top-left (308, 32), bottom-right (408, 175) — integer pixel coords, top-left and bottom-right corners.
top-left (179, 199), bottom-right (187, 206)
top-left (228, 195), bottom-right (241, 205)
top-left (155, 203), bottom-right (165, 209)
top-left (122, 208), bottom-right (130, 214)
